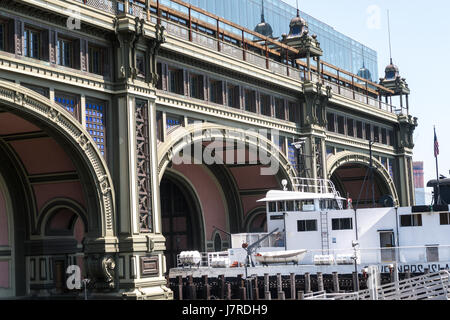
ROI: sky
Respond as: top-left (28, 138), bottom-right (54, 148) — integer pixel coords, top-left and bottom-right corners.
top-left (283, 0), bottom-right (450, 191)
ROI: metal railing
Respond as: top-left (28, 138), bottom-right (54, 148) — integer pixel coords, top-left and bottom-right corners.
top-left (292, 177), bottom-right (339, 195)
top-left (73, 0), bottom-right (408, 116)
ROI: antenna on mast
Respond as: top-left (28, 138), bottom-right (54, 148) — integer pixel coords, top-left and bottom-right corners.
top-left (296, 0), bottom-right (300, 17)
top-left (387, 9), bottom-right (393, 64)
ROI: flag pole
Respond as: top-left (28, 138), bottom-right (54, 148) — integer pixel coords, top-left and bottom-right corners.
top-left (434, 126), bottom-right (441, 205)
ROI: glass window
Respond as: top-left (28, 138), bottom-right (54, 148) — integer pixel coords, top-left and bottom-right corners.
top-left (297, 220), bottom-right (317, 232)
top-left (286, 201), bottom-right (294, 211)
top-left (268, 202), bottom-right (277, 213)
top-left (365, 123), bottom-right (371, 140)
top-left (288, 102), bottom-right (298, 123)
top-left (136, 50), bottom-right (145, 77)
top-left (24, 27), bottom-right (40, 59)
top-left (85, 100), bottom-right (107, 157)
top-left (57, 37), bottom-right (73, 67)
top-left (0, 22), bottom-right (5, 51)
top-left (168, 67), bottom-right (184, 94)
top-left (89, 45), bottom-right (106, 75)
top-left (440, 212), bottom-right (450, 225)
top-left (189, 73), bottom-right (204, 99)
top-left (332, 218), bottom-right (353, 230)
top-left (381, 128), bottom-right (387, 144)
top-left (327, 113), bottom-right (335, 132)
top-left (337, 116), bottom-right (345, 134)
top-left (400, 214), bottom-right (422, 227)
top-left (244, 89), bottom-right (256, 113)
top-left (356, 121), bottom-right (363, 138)
top-left (275, 98), bottom-right (284, 120)
top-left (209, 79), bottom-right (223, 104)
top-left (54, 91), bottom-right (80, 121)
top-left (260, 93), bottom-right (271, 116)
top-left (347, 118), bottom-right (354, 137)
top-left (277, 201), bottom-right (285, 212)
top-left (426, 246), bottom-right (439, 262)
top-left (227, 84), bottom-right (240, 109)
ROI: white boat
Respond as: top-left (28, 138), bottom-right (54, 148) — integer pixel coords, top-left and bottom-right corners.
top-left (254, 249), bottom-right (308, 265)
top-left (169, 177), bottom-right (450, 278)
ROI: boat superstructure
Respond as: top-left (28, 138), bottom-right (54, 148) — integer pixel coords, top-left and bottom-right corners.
top-left (169, 178), bottom-right (450, 278)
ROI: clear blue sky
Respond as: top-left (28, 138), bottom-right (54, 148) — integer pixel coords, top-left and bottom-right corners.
top-left (284, 0), bottom-right (450, 188)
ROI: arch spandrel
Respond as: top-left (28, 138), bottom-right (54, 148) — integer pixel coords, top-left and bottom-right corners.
top-left (326, 150), bottom-right (399, 206)
top-left (157, 123), bottom-right (298, 186)
top-left (0, 80), bottom-right (116, 239)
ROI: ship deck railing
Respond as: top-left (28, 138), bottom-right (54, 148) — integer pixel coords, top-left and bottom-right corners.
top-left (175, 244), bottom-right (450, 269)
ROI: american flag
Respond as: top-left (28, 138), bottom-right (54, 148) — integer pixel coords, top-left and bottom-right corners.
top-left (434, 127), bottom-right (439, 157)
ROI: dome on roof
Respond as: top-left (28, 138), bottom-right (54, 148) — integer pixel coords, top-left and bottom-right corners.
top-left (254, 21), bottom-right (273, 38)
top-left (253, 0), bottom-right (273, 39)
top-left (357, 66), bottom-right (372, 82)
top-left (288, 9), bottom-right (308, 38)
top-left (384, 60), bottom-right (400, 80)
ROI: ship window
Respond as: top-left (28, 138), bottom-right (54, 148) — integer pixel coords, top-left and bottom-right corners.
top-left (297, 220), bottom-right (317, 232)
top-left (277, 201), bottom-right (285, 212)
top-left (286, 201), bottom-right (294, 211)
top-left (332, 218), bottom-right (352, 230)
top-left (400, 214), bottom-right (422, 227)
top-left (268, 202), bottom-right (277, 213)
top-left (440, 212), bottom-right (450, 225)
top-left (320, 200), bottom-right (336, 210)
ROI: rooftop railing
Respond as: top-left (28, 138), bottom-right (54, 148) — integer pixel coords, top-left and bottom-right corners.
top-left (76, 0), bottom-right (408, 115)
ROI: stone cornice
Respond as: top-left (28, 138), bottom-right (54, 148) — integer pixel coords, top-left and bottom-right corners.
top-left (156, 91), bottom-right (299, 135)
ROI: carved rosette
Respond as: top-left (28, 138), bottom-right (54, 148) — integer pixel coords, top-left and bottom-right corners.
top-left (135, 100), bottom-right (153, 233)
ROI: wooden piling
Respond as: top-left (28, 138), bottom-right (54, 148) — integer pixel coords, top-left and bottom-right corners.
top-left (298, 291), bottom-right (304, 300)
top-left (219, 275), bottom-right (225, 300)
top-left (252, 275), bottom-right (259, 300)
top-left (277, 273), bottom-right (285, 300)
top-left (177, 275), bottom-right (183, 300)
top-left (187, 275), bottom-right (196, 300)
top-left (305, 272), bottom-right (311, 293)
top-left (202, 275), bottom-right (210, 300)
top-left (332, 272), bottom-right (340, 293)
top-left (317, 272), bottom-right (324, 292)
top-left (226, 282), bottom-right (232, 300)
top-left (238, 274), bottom-right (247, 300)
top-left (264, 273), bottom-right (271, 300)
top-left (290, 273), bottom-right (296, 300)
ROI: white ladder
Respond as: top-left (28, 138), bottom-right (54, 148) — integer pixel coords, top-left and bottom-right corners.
top-left (320, 211), bottom-right (329, 254)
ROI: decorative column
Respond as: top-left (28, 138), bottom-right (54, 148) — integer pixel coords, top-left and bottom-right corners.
top-left (110, 16), bottom-right (170, 299)
top-left (300, 82), bottom-right (332, 184)
top-left (395, 114), bottom-right (418, 206)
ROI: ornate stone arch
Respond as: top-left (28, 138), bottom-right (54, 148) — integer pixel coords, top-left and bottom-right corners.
top-left (0, 80), bottom-right (116, 239)
top-left (327, 151), bottom-right (399, 206)
top-left (157, 123), bottom-right (298, 186)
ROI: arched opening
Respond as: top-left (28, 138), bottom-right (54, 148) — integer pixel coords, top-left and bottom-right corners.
top-left (330, 163), bottom-right (392, 208)
top-left (158, 124), bottom-right (296, 270)
top-left (0, 82), bottom-right (116, 297)
top-left (160, 173), bottom-right (204, 269)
